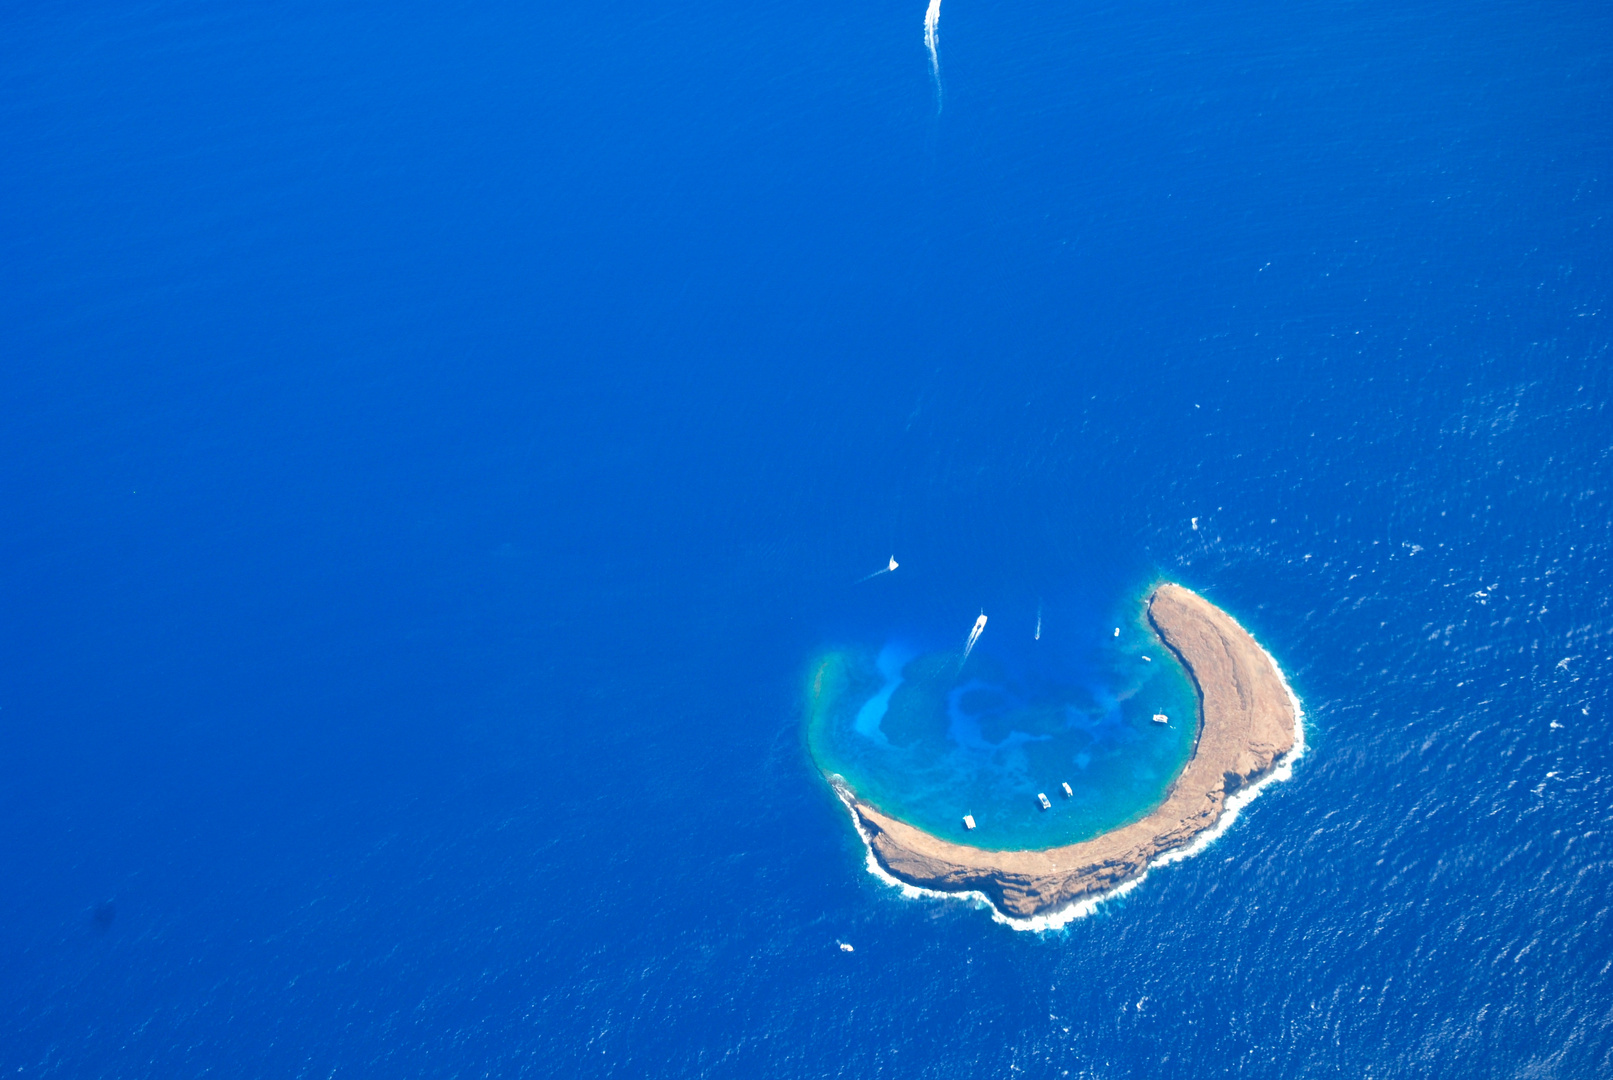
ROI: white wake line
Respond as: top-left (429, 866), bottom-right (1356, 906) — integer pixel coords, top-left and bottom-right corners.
top-left (961, 612), bottom-right (986, 662)
top-left (923, 0), bottom-right (942, 79)
top-left (836, 631), bottom-right (1308, 933)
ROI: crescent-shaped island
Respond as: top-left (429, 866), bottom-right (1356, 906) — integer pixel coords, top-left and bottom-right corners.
top-left (817, 584), bottom-right (1299, 919)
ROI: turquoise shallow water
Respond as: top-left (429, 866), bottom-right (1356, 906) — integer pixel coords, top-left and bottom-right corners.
top-left (807, 593), bottom-right (1200, 849)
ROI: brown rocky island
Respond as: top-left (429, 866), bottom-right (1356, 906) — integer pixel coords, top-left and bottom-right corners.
top-left (833, 583), bottom-right (1298, 919)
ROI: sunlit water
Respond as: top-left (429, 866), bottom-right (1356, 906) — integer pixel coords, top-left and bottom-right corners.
top-left (2, 0), bottom-right (1608, 1073)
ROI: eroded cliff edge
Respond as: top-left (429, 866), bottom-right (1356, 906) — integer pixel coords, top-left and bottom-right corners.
top-left (833, 583), bottom-right (1297, 918)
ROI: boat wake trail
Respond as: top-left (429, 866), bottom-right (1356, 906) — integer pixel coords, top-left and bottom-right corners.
top-left (923, 0), bottom-right (942, 107)
top-left (857, 555), bottom-right (900, 583)
top-left (961, 611), bottom-right (987, 663)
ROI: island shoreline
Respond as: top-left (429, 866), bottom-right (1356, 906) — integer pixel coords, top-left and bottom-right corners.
top-left (823, 583), bottom-right (1303, 927)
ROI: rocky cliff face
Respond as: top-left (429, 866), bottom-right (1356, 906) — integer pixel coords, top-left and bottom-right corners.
top-left (836, 584), bottom-right (1297, 919)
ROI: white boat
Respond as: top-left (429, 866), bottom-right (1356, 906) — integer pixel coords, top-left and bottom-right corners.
top-left (1152, 713), bottom-right (1169, 724)
top-left (962, 814), bottom-right (976, 830)
top-left (1037, 793), bottom-right (1052, 810)
top-left (1061, 782), bottom-right (1073, 798)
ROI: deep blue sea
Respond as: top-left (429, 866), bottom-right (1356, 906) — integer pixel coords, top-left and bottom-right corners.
top-left (3, 0), bottom-right (1611, 1075)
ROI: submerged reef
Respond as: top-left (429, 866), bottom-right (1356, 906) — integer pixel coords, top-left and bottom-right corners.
top-left (819, 584), bottom-right (1299, 919)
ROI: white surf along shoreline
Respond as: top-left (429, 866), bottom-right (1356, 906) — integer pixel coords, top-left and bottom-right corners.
top-left (830, 621), bottom-right (1307, 932)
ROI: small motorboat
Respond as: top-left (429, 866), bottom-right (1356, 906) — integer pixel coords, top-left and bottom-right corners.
top-left (1037, 792), bottom-right (1052, 810)
top-left (962, 814), bottom-right (976, 830)
top-left (1061, 782), bottom-right (1073, 798)
top-left (1152, 713), bottom-right (1169, 724)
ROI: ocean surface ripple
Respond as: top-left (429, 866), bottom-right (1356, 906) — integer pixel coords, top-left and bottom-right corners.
top-left (0, 0), bottom-right (1608, 1075)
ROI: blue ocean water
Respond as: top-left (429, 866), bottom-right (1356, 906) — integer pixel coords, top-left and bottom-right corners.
top-left (1, 0), bottom-right (1610, 1075)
